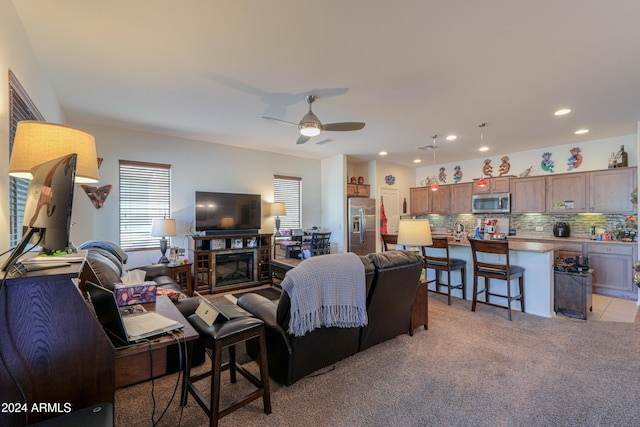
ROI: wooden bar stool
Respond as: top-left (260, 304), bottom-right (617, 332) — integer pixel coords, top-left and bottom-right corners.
top-left (422, 237), bottom-right (466, 305)
top-left (469, 239), bottom-right (525, 321)
top-left (185, 315), bottom-right (271, 427)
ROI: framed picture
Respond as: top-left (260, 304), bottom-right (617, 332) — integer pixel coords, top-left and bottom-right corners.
top-left (212, 239), bottom-right (225, 250)
top-left (247, 238), bottom-right (257, 248)
top-left (232, 238), bottom-right (243, 249)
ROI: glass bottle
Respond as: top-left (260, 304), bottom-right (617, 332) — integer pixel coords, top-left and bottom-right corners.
top-left (608, 152), bottom-right (617, 169)
top-left (616, 145), bottom-right (628, 167)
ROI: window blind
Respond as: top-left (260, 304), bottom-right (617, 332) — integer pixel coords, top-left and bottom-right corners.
top-left (119, 160), bottom-right (172, 251)
top-left (273, 175), bottom-right (302, 232)
top-left (8, 70), bottom-right (44, 248)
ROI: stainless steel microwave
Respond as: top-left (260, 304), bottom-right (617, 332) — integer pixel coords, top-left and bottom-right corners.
top-left (472, 193), bottom-right (511, 213)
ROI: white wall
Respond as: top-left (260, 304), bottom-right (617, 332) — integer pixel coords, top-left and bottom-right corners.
top-left (67, 122), bottom-right (323, 267)
top-left (321, 154), bottom-right (347, 252)
top-left (0, 1), bottom-right (65, 257)
top-left (415, 134), bottom-right (637, 186)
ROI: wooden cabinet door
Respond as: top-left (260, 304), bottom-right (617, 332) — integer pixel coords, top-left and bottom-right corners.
top-left (410, 187), bottom-right (430, 215)
top-left (588, 167), bottom-right (636, 213)
top-left (586, 243), bottom-right (636, 299)
top-left (356, 184), bottom-right (370, 197)
top-left (472, 176), bottom-right (510, 194)
top-left (511, 176), bottom-right (546, 213)
top-left (546, 173), bottom-right (587, 213)
top-left (430, 185), bottom-right (450, 214)
top-left (450, 183), bottom-right (473, 214)
top-left (347, 184), bottom-right (357, 197)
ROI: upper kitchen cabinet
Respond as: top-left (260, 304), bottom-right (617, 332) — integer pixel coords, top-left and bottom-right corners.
top-left (588, 167), bottom-right (636, 213)
top-left (347, 183), bottom-right (370, 198)
top-left (511, 176), bottom-right (546, 213)
top-left (472, 176), bottom-right (511, 194)
top-left (450, 183), bottom-right (473, 214)
top-left (546, 173), bottom-right (587, 213)
top-left (430, 185), bottom-right (451, 214)
top-left (410, 187), bottom-right (430, 215)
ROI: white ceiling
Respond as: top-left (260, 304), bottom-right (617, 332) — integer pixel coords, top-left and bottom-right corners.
top-left (11, 0), bottom-right (640, 167)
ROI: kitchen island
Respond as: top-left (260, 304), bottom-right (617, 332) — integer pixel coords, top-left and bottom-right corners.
top-left (432, 239), bottom-right (564, 318)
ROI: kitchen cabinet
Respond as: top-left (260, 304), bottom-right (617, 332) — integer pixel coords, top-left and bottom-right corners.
top-left (410, 187), bottom-right (430, 215)
top-left (430, 185), bottom-right (450, 214)
top-left (587, 167), bottom-right (636, 213)
top-left (347, 183), bottom-right (370, 198)
top-left (511, 176), bottom-right (546, 213)
top-left (586, 243), bottom-right (637, 300)
top-left (450, 183), bottom-right (473, 214)
top-left (546, 173), bottom-right (587, 213)
top-left (472, 176), bottom-right (510, 194)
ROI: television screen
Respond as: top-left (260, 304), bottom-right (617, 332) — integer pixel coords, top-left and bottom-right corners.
top-left (195, 192), bottom-right (261, 233)
top-left (2, 154), bottom-right (77, 270)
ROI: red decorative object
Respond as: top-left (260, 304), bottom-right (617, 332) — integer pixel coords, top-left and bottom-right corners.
top-left (477, 178), bottom-right (487, 187)
top-left (430, 182), bottom-right (439, 191)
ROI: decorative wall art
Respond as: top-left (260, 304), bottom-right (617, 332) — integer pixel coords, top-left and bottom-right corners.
top-left (482, 159), bottom-right (493, 177)
top-left (567, 147), bottom-right (583, 170)
top-left (453, 166), bottom-right (463, 183)
top-left (81, 184), bottom-right (112, 209)
top-left (385, 175), bottom-right (395, 185)
top-left (541, 152), bottom-right (555, 172)
top-left (438, 167), bottom-right (447, 183)
top-left (519, 165), bottom-right (534, 177)
top-left (498, 156), bottom-right (511, 176)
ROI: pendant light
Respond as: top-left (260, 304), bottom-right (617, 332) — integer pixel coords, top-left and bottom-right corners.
top-left (430, 134), bottom-right (439, 191)
top-left (477, 123), bottom-right (487, 187)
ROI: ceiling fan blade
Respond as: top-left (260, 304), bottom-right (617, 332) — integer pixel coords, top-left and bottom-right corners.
top-left (321, 122), bottom-right (365, 132)
top-left (315, 138), bottom-right (333, 145)
top-left (262, 116), bottom-right (298, 126)
top-left (296, 134), bottom-right (311, 145)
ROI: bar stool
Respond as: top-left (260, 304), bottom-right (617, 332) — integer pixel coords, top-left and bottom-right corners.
top-left (381, 234), bottom-right (399, 251)
top-left (421, 237), bottom-right (466, 305)
top-left (185, 315), bottom-right (271, 427)
top-left (469, 238), bottom-right (525, 321)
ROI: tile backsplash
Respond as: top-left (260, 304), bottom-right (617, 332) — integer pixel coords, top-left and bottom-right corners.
top-left (414, 213), bottom-right (636, 238)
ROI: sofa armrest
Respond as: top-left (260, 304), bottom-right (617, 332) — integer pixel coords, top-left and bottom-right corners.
top-left (237, 293), bottom-right (278, 329)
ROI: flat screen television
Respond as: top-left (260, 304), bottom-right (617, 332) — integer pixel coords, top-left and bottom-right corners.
top-left (195, 191), bottom-right (261, 234)
top-left (2, 153), bottom-right (77, 271)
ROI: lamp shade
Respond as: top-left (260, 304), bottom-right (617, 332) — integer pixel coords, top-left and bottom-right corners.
top-left (151, 218), bottom-right (177, 237)
top-left (270, 202), bottom-right (286, 217)
top-left (8, 121), bottom-right (99, 183)
top-left (397, 219), bottom-right (433, 247)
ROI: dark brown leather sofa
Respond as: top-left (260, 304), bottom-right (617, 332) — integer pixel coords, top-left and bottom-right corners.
top-left (237, 250), bottom-right (423, 385)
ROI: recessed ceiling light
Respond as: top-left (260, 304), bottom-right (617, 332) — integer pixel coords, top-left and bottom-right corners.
top-left (554, 108), bottom-right (571, 116)
top-left (479, 146), bottom-right (489, 152)
top-left (575, 129), bottom-right (590, 135)
top-left (413, 159), bottom-right (422, 163)
top-left (379, 151), bottom-right (387, 156)
top-left (446, 135), bottom-right (457, 141)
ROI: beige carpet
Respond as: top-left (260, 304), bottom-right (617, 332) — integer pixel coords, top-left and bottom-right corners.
top-left (115, 293), bottom-right (640, 426)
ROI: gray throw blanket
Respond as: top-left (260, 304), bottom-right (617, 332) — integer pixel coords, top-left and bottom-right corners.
top-left (282, 252), bottom-right (368, 337)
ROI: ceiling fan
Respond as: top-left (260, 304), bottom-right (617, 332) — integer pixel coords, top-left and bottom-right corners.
top-left (262, 95), bottom-right (365, 144)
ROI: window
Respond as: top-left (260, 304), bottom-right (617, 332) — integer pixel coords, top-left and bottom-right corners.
top-left (8, 70), bottom-right (44, 248)
top-left (273, 175), bottom-right (302, 232)
top-left (119, 160), bottom-right (172, 251)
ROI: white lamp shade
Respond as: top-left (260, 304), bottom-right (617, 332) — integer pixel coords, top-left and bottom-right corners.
top-left (151, 218), bottom-right (177, 237)
top-left (8, 121), bottom-right (99, 183)
top-left (270, 202), bottom-right (286, 217)
top-left (397, 219), bottom-right (433, 247)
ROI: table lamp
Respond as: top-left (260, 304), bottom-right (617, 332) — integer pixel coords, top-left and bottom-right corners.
top-left (270, 202), bottom-right (286, 237)
top-left (8, 121), bottom-right (99, 183)
top-left (397, 218), bottom-right (433, 250)
top-left (151, 218), bottom-right (177, 263)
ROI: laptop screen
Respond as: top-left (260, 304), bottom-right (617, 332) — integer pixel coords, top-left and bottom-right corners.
top-left (86, 281), bottom-right (129, 345)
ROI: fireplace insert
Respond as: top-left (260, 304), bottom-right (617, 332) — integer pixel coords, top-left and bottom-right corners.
top-left (215, 252), bottom-right (254, 287)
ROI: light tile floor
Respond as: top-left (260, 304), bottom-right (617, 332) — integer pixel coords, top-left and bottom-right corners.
top-left (590, 294), bottom-right (638, 323)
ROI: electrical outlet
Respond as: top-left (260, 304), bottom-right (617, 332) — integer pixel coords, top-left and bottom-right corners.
top-left (535, 226), bottom-right (544, 232)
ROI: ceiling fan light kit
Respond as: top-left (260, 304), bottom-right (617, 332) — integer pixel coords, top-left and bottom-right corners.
top-left (263, 94), bottom-right (365, 144)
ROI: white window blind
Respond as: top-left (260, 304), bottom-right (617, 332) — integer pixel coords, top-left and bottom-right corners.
top-left (119, 160), bottom-right (172, 251)
top-left (273, 175), bottom-right (302, 232)
top-left (8, 70), bottom-right (44, 248)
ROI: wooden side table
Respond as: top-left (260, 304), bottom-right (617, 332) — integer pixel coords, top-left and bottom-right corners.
top-left (410, 281), bottom-right (428, 334)
top-left (167, 263), bottom-right (193, 295)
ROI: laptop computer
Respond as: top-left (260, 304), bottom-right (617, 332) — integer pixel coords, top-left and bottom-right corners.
top-left (86, 281), bottom-right (184, 345)
top-left (193, 291), bottom-right (250, 322)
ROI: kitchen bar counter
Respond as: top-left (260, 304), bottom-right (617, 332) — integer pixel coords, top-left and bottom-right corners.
top-left (508, 234), bottom-right (636, 245)
top-left (430, 239), bottom-right (561, 318)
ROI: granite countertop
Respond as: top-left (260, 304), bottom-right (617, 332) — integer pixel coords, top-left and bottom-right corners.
top-left (448, 239), bottom-right (564, 253)
top-left (507, 234), bottom-right (637, 245)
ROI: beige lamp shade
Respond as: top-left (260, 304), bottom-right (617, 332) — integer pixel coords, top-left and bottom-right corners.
top-left (397, 219), bottom-right (433, 247)
top-left (269, 202), bottom-right (287, 217)
top-left (8, 121), bottom-right (99, 183)
top-left (151, 218), bottom-right (177, 237)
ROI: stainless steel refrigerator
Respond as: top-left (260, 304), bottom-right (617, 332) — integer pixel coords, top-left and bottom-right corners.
top-left (348, 197), bottom-right (377, 255)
